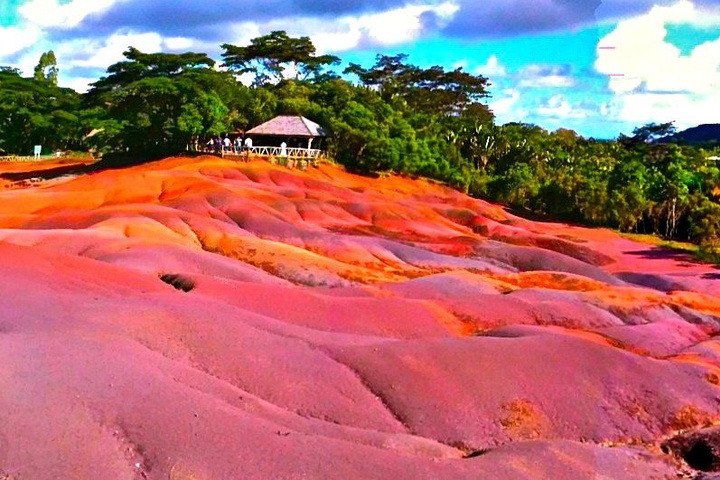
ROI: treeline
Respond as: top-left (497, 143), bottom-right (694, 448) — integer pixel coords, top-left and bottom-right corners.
top-left (1, 31), bottom-right (719, 258)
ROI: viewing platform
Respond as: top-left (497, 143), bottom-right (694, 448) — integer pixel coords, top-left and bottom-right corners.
top-left (218, 146), bottom-right (324, 169)
top-left (0, 154), bottom-right (58, 162)
top-left (214, 115), bottom-right (328, 169)
top-left (225, 146), bottom-right (324, 159)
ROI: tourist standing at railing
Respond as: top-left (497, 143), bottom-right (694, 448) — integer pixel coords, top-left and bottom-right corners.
top-left (234, 137), bottom-right (242, 153)
top-left (280, 142), bottom-right (287, 157)
top-left (244, 137), bottom-right (252, 150)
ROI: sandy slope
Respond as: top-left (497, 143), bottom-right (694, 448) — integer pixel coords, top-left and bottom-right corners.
top-left (1, 155), bottom-right (719, 479)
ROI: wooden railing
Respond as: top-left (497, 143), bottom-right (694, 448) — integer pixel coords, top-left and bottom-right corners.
top-left (0, 154), bottom-right (56, 163)
top-left (220, 146), bottom-right (324, 159)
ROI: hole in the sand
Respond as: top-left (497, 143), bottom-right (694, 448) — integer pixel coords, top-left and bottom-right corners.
top-left (463, 449), bottom-right (489, 458)
top-left (159, 273), bottom-right (195, 292)
top-left (447, 440), bottom-right (490, 459)
top-left (684, 440), bottom-right (716, 471)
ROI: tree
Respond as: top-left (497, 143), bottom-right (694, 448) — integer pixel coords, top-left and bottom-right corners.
top-left (345, 54), bottom-right (492, 118)
top-left (0, 68), bottom-right (87, 154)
top-left (490, 162), bottom-right (541, 209)
top-left (221, 31), bottom-right (340, 85)
top-left (629, 121), bottom-right (676, 144)
top-left (33, 51), bottom-right (59, 86)
top-left (607, 156), bottom-right (650, 231)
top-left (87, 48), bottom-right (230, 155)
top-left (689, 196), bottom-right (720, 262)
top-left (0, 66), bottom-right (21, 75)
top-left (90, 47), bottom-right (215, 94)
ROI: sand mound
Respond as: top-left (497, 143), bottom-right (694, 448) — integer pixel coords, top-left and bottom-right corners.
top-left (1, 155), bottom-right (718, 478)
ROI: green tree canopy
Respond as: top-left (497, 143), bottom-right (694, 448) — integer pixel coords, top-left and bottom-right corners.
top-left (33, 50), bottom-right (59, 86)
top-left (90, 47), bottom-right (215, 94)
top-left (2, 40), bottom-right (719, 260)
top-left (0, 67), bottom-right (87, 154)
top-left (87, 48), bottom-right (230, 155)
top-left (221, 31), bottom-right (340, 85)
top-left (626, 121), bottom-right (677, 144)
top-left (345, 54), bottom-right (492, 118)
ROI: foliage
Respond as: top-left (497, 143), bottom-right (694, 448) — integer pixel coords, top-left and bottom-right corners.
top-left (90, 47), bottom-right (215, 94)
top-left (1, 33), bottom-right (720, 261)
top-left (345, 54), bottom-right (492, 119)
top-left (87, 48), bottom-right (231, 155)
top-left (0, 67), bottom-right (85, 154)
top-left (34, 50), bottom-right (59, 86)
top-left (222, 31), bottom-right (340, 85)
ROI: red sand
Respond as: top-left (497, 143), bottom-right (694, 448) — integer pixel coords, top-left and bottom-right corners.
top-left (0, 157), bottom-right (95, 190)
top-left (1, 155), bottom-right (718, 478)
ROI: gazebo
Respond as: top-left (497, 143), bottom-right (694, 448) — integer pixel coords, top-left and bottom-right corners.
top-left (245, 115), bottom-right (326, 160)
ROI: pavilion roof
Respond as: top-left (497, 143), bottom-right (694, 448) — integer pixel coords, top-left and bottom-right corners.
top-left (246, 115), bottom-right (326, 137)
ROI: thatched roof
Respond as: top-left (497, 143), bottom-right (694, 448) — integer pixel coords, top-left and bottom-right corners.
top-left (246, 115), bottom-right (326, 138)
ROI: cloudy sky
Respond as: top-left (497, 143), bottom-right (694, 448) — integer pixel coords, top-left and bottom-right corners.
top-left (1, 0), bottom-right (719, 138)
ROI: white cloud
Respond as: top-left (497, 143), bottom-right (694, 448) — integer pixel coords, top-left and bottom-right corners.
top-left (617, 91), bottom-right (720, 130)
top-left (536, 94), bottom-right (591, 119)
top-left (224, 22), bottom-right (263, 51)
top-left (213, 4), bottom-right (458, 80)
top-left (517, 64), bottom-right (575, 88)
top-left (164, 37), bottom-right (196, 51)
top-left (359, 4), bottom-right (449, 47)
top-left (61, 76), bottom-right (97, 93)
top-left (286, 2), bottom-right (459, 53)
top-left (519, 75), bottom-right (575, 88)
top-left (600, 102), bottom-right (609, 116)
top-left (595, 0), bottom-right (720, 126)
top-left (48, 31), bottom-right (204, 90)
top-left (56, 32), bottom-right (164, 69)
top-left (596, 1), bottom-right (720, 94)
top-left (490, 88), bottom-right (520, 116)
top-left (0, 25), bottom-right (40, 57)
top-left (19, 0), bottom-right (119, 29)
top-left (475, 54), bottom-right (506, 77)
top-left (34, 2), bottom-right (457, 91)
top-left (156, 2), bottom-right (459, 61)
top-left (5, 1), bottom-right (460, 92)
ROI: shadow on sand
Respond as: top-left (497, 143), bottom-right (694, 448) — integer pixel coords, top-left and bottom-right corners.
top-left (626, 247), bottom-right (720, 271)
top-left (0, 163), bottom-right (87, 182)
top-left (626, 248), bottom-right (695, 262)
top-left (0, 151), bottom-right (214, 184)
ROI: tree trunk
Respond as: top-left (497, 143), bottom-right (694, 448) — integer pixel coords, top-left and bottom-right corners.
top-left (670, 196), bottom-right (677, 238)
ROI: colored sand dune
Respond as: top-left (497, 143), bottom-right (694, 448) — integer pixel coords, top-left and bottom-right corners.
top-left (1, 155), bottom-right (720, 479)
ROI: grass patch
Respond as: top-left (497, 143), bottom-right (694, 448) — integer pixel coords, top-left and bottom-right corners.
top-left (620, 232), bottom-right (720, 263)
top-left (621, 233), bottom-right (699, 254)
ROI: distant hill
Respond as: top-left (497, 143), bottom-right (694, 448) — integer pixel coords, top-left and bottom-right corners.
top-left (661, 123), bottom-right (720, 145)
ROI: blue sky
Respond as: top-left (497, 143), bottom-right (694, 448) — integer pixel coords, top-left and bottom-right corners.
top-left (1, 0), bottom-right (719, 139)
